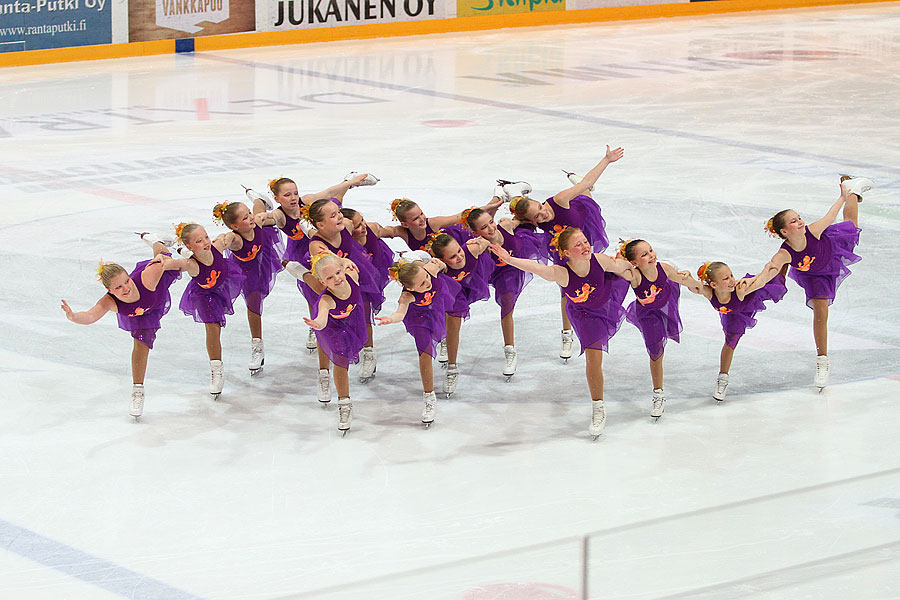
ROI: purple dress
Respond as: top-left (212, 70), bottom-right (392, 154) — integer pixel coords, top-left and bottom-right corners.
top-left (179, 246), bottom-right (245, 327)
top-left (406, 220), bottom-right (438, 251)
top-left (360, 224), bottom-right (394, 292)
top-left (624, 263), bottom-right (682, 361)
top-left (403, 273), bottom-right (462, 357)
top-left (312, 277), bottom-right (368, 369)
top-left (443, 240), bottom-right (493, 320)
top-left (109, 259), bottom-right (181, 349)
top-left (489, 226), bottom-right (545, 318)
top-left (228, 225), bottom-right (284, 315)
top-left (780, 222), bottom-right (860, 308)
top-left (276, 207), bottom-right (311, 263)
top-left (560, 256), bottom-right (628, 354)
top-left (709, 273), bottom-right (788, 349)
top-left (303, 229), bottom-right (385, 317)
top-left (538, 195), bottom-right (609, 263)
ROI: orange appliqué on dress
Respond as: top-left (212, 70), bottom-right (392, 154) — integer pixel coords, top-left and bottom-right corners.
top-left (716, 306), bottom-right (732, 314)
top-left (128, 307), bottom-right (148, 317)
top-left (796, 255), bottom-right (815, 271)
top-left (235, 245), bottom-right (261, 262)
top-left (332, 304), bottom-right (356, 319)
top-left (199, 270), bottom-right (220, 289)
top-left (566, 283), bottom-right (595, 304)
top-left (452, 271), bottom-right (469, 282)
top-left (637, 284), bottom-right (661, 306)
top-left (288, 224), bottom-right (305, 241)
top-left (415, 291), bottom-right (436, 306)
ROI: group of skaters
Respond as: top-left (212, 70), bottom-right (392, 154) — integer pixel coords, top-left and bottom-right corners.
top-left (61, 147), bottom-right (874, 439)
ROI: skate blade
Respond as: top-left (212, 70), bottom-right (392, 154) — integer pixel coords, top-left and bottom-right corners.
top-left (131, 415), bottom-right (141, 421)
top-left (210, 392), bottom-right (221, 401)
top-left (340, 429), bottom-right (350, 437)
top-left (319, 400), bottom-right (331, 406)
top-left (652, 416), bottom-right (662, 422)
top-left (307, 348), bottom-right (317, 354)
top-left (445, 392), bottom-right (453, 399)
top-left (817, 386), bottom-right (825, 393)
top-left (439, 361), bottom-right (448, 368)
top-left (504, 375), bottom-right (514, 382)
top-left (423, 421), bottom-right (433, 428)
top-left (561, 357), bottom-right (570, 363)
top-left (591, 434), bottom-right (600, 441)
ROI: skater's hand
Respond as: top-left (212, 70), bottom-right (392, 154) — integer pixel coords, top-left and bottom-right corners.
top-left (488, 243), bottom-right (511, 263)
top-left (605, 145), bottom-right (624, 163)
top-left (375, 316), bottom-right (396, 326)
top-left (430, 258), bottom-right (447, 273)
top-left (60, 299), bottom-right (74, 321)
top-left (303, 317), bottom-right (324, 330)
top-left (348, 173), bottom-right (369, 188)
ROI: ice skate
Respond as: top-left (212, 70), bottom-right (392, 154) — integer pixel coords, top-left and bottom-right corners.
top-left (422, 391), bottom-right (437, 427)
top-left (496, 179), bottom-right (532, 198)
top-left (306, 327), bottom-right (318, 353)
top-left (493, 183), bottom-right (509, 202)
top-left (444, 363), bottom-right (459, 398)
top-left (359, 347), bottom-right (376, 383)
top-left (337, 397), bottom-right (352, 436)
top-left (209, 360), bottom-right (224, 400)
top-left (344, 171), bottom-right (380, 187)
top-left (285, 261), bottom-right (310, 281)
top-left (130, 384), bottom-right (145, 420)
top-left (502, 345), bottom-right (517, 382)
top-left (560, 329), bottom-right (574, 362)
top-left (814, 355), bottom-right (830, 392)
top-left (249, 338), bottom-right (264, 375)
top-left (589, 400), bottom-right (606, 440)
top-left (840, 175), bottom-right (873, 202)
top-left (650, 388), bottom-right (666, 420)
top-left (317, 368), bottom-right (332, 404)
top-left (437, 338), bottom-right (448, 366)
top-left (713, 372), bottom-right (728, 402)
top-left (242, 184), bottom-right (274, 210)
top-left (562, 169), bottom-right (595, 192)
top-left (135, 231), bottom-right (190, 258)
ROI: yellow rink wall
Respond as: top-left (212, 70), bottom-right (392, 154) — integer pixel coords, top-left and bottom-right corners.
top-left (0, 0), bottom-right (891, 68)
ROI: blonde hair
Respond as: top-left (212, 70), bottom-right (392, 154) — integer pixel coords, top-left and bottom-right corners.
top-left (310, 252), bottom-right (341, 279)
top-left (389, 259), bottom-right (424, 289)
top-left (97, 262), bottom-right (127, 288)
top-left (509, 196), bottom-right (536, 220)
top-left (174, 222), bottom-right (201, 244)
top-left (697, 261), bottom-right (728, 284)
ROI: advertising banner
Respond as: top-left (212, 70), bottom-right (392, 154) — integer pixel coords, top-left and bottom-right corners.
top-left (260, 0), bottom-right (448, 31)
top-left (129, 0), bottom-right (256, 42)
top-left (457, 0), bottom-right (564, 18)
top-left (0, 0), bottom-right (111, 52)
top-left (566, 0), bottom-right (689, 9)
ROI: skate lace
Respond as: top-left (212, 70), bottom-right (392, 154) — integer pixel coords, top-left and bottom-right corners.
top-left (339, 403), bottom-right (352, 423)
top-left (592, 403), bottom-right (605, 425)
top-left (318, 374), bottom-right (329, 393)
top-left (504, 349), bottom-right (516, 365)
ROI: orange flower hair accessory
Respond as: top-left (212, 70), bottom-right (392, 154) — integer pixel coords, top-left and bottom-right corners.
top-left (387, 259), bottom-right (407, 282)
top-left (458, 207), bottom-right (476, 227)
top-left (310, 251), bottom-right (335, 277)
top-left (212, 202), bottom-right (230, 225)
top-left (615, 238), bottom-right (636, 259)
top-left (697, 261), bottom-right (712, 283)
top-left (389, 198), bottom-right (408, 221)
top-left (299, 203), bottom-right (312, 222)
top-left (268, 177), bottom-right (284, 195)
top-left (509, 196), bottom-right (526, 212)
top-left (173, 221), bottom-right (193, 242)
top-left (764, 218), bottom-right (778, 238)
top-left (423, 231), bottom-right (444, 255)
top-left (549, 224), bottom-right (568, 259)
top-left (96, 259), bottom-right (111, 281)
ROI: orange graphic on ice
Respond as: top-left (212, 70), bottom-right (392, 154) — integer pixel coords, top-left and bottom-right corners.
top-left (129, 306), bottom-right (148, 317)
top-left (332, 304), bottom-right (356, 319)
top-left (453, 271), bottom-right (469, 282)
top-left (796, 255), bottom-right (815, 271)
top-left (236, 245), bottom-right (260, 261)
top-left (289, 225), bottom-right (305, 240)
top-left (566, 283), bottom-right (595, 304)
top-left (637, 284), bottom-right (661, 306)
top-left (716, 306), bottom-right (732, 314)
top-left (415, 291), bottom-right (436, 306)
top-left (199, 270), bottom-right (220, 289)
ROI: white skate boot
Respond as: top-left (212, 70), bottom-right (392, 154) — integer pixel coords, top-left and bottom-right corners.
top-left (317, 368), bottom-right (332, 404)
top-left (493, 184), bottom-right (510, 202)
top-left (437, 338), bottom-right (448, 366)
top-left (503, 345), bottom-right (517, 382)
top-left (136, 231), bottom-right (190, 258)
top-left (306, 327), bottom-right (318, 353)
top-left (337, 397), bottom-right (353, 435)
top-left (359, 347), bottom-right (376, 383)
top-left (422, 391), bottom-right (437, 427)
top-left (345, 171), bottom-right (380, 187)
top-left (589, 400), bottom-right (606, 439)
top-left (713, 372), bottom-right (729, 402)
top-left (249, 338), bottom-right (264, 375)
top-left (840, 175), bottom-right (873, 202)
top-left (285, 261), bottom-right (310, 280)
top-left (445, 363), bottom-right (459, 398)
top-left (242, 184), bottom-right (274, 210)
top-left (496, 179), bottom-right (532, 198)
top-left (130, 384), bottom-right (145, 419)
top-left (815, 355), bottom-right (830, 392)
top-left (209, 360), bottom-right (224, 399)
top-left (562, 169), bottom-right (595, 192)
top-left (560, 329), bottom-right (575, 362)
top-left (650, 388), bottom-right (666, 420)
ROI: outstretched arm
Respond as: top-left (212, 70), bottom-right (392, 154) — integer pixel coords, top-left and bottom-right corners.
top-left (369, 220), bottom-right (408, 241)
top-left (301, 174), bottom-right (368, 205)
top-left (375, 293), bottom-right (413, 325)
top-left (553, 145), bottom-right (624, 207)
top-left (808, 186), bottom-right (848, 238)
top-left (593, 253), bottom-right (633, 278)
top-left (61, 295), bottom-right (115, 325)
top-left (303, 295), bottom-right (336, 330)
top-left (429, 196), bottom-right (505, 231)
top-left (661, 262), bottom-right (703, 294)
top-left (466, 237), bottom-right (490, 258)
top-left (737, 257), bottom-right (787, 299)
top-left (488, 243), bottom-right (567, 285)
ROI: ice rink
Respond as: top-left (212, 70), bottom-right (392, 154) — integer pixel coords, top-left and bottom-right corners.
top-left (1, 3), bottom-right (899, 598)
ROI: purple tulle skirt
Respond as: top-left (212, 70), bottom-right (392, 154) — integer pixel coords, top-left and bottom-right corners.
top-left (404, 275), bottom-right (462, 357)
top-left (720, 273), bottom-right (788, 349)
top-left (229, 227), bottom-right (285, 315)
top-left (625, 279), bottom-right (682, 361)
top-left (179, 259), bottom-right (246, 327)
top-left (566, 274), bottom-right (629, 354)
top-left (789, 221), bottom-right (861, 308)
top-left (115, 260), bottom-right (181, 350)
top-left (282, 235), bottom-right (311, 263)
top-left (489, 227), bottom-right (547, 317)
top-left (363, 227), bottom-right (395, 293)
top-left (312, 297), bottom-right (368, 370)
top-left (448, 253), bottom-right (493, 320)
